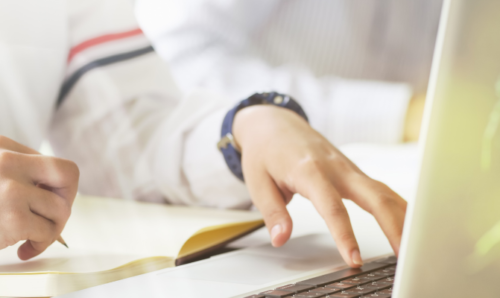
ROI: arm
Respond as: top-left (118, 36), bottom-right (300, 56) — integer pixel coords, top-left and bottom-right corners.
top-left (50, 0), bottom-right (249, 206)
top-left (138, 0), bottom-right (414, 145)
top-left (54, 0), bottom-right (406, 268)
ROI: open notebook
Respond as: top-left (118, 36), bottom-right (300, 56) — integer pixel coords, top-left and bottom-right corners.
top-left (0, 196), bottom-right (264, 297)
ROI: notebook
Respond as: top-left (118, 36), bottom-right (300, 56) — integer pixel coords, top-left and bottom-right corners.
top-left (0, 195), bottom-right (264, 297)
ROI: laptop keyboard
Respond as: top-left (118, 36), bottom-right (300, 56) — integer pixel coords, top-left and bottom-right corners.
top-left (244, 256), bottom-right (397, 298)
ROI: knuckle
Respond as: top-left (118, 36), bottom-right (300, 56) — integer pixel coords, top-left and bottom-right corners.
top-left (4, 210), bottom-right (28, 240)
top-left (31, 241), bottom-right (51, 253)
top-left (359, 178), bottom-right (406, 207)
top-left (68, 161), bottom-right (80, 181)
top-left (0, 232), bottom-right (19, 248)
top-left (262, 206), bottom-right (289, 225)
top-left (0, 135), bottom-right (9, 145)
top-left (337, 232), bottom-right (356, 244)
top-left (59, 159), bottom-right (80, 182)
top-left (374, 193), bottom-right (400, 210)
top-left (45, 157), bottom-right (80, 185)
top-left (5, 235), bottom-right (20, 247)
top-left (0, 150), bottom-right (15, 170)
top-left (296, 156), bottom-right (326, 177)
top-left (328, 156), bottom-right (353, 174)
top-left (0, 179), bottom-right (20, 198)
top-left (264, 208), bottom-right (287, 221)
top-left (58, 200), bottom-right (72, 222)
top-left (0, 235), bottom-right (18, 248)
top-left (302, 156), bottom-right (323, 170)
top-left (323, 203), bottom-right (348, 218)
top-left (44, 193), bottom-right (72, 224)
top-left (295, 153), bottom-right (355, 179)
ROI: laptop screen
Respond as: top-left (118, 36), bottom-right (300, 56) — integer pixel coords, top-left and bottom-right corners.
top-left (395, 0), bottom-right (500, 297)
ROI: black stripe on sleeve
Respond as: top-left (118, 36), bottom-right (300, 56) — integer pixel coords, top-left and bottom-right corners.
top-left (57, 45), bottom-right (155, 109)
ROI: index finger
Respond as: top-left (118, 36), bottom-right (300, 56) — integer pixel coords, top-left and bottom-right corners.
top-left (298, 171), bottom-right (363, 268)
top-left (0, 151), bottom-right (79, 202)
top-left (29, 155), bottom-right (80, 202)
top-left (0, 135), bottom-right (39, 155)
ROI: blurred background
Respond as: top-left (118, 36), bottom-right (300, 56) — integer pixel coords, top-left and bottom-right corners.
top-left (42, 0), bottom-right (437, 206)
top-left (135, 0), bottom-right (442, 146)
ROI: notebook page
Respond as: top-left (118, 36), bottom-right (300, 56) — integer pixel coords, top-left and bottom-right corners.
top-left (61, 196), bottom-right (263, 258)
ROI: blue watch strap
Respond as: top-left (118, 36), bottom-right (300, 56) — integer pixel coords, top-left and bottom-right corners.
top-left (218, 92), bottom-right (308, 181)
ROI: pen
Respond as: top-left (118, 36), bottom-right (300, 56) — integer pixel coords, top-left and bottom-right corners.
top-left (57, 236), bottom-right (68, 248)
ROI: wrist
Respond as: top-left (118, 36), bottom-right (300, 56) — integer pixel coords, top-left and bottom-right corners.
top-left (234, 105), bottom-right (308, 150)
top-left (233, 105), bottom-right (277, 150)
top-left (218, 92), bottom-right (308, 181)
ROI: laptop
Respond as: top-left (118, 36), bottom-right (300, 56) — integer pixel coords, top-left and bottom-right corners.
top-left (57, 0), bottom-right (500, 297)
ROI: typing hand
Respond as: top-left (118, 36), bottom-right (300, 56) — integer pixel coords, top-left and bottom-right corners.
top-left (0, 136), bottom-right (79, 260)
top-left (233, 106), bottom-right (407, 268)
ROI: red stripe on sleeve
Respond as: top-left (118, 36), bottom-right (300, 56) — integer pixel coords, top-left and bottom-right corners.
top-left (68, 28), bottom-right (144, 63)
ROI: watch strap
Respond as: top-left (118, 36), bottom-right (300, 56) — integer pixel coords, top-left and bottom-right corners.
top-left (218, 92), bottom-right (308, 181)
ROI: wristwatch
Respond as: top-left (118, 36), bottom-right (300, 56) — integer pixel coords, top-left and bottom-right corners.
top-left (217, 92), bottom-right (308, 181)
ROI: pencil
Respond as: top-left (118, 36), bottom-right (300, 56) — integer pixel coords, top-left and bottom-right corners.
top-left (57, 236), bottom-right (68, 248)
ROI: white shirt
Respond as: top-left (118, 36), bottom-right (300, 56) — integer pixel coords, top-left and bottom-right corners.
top-left (0, 0), bottom-right (251, 209)
top-left (137, 0), bottom-right (443, 145)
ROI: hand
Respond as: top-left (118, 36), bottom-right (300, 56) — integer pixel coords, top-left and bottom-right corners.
top-left (0, 136), bottom-right (79, 260)
top-left (233, 106), bottom-right (407, 268)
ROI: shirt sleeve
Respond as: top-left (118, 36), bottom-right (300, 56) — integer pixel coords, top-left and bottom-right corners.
top-left (137, 0), bottom-right (413, 145)
top-left (48, 0), bottom-right (251, 208)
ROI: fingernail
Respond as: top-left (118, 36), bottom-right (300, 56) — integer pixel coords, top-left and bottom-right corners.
top-left (351, 249), bottom-right (363, 266)
top-left (271, 224), bottom-right (282, 243)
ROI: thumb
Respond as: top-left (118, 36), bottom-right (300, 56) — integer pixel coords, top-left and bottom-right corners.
top-left (18, 240), bottom-right (51, 261)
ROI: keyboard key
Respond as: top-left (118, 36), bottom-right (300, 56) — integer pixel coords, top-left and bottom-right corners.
top-left (260, 290), bottom-right (294, 297)
top-left (371, 269), bottom-right (394, 277)
top-left (317, 286), bottom-right (343, 293)
top-left (356, 273), bottom-right (383, 282)
top-left (309, 287), bottom-right (342, 295)
top-left (362, 293), bottom-right (391, 298)
top-left (377, 276), bottom-right (394, 284)
top-left (276, 284), bottom-right (315, 293)
top-left (340, 277), bottom-right (365, 285)
top-left (355, 282), bottom-right (390, 291)
top-left (351, 285), bottom-right (378, 294)
top-left (369, 281), bottom-right (393, 288)
top-left (326, 290), bottom-right (362, 298)
top-left (298, 262), bottom-right (389, 286)
top-left (244, 295), bottom-right (265, 298)
top-left (364, 281), bottom-right (394, 290)
top-left (348, 287), bottom-right (376, 295)
top-left (370, 273), bottom-right (393, 279)
top-left (295, 292), bottom-right (326, 298)
top-left (377, 288), bottom-right (393, 294)
top-left (325, 282), bottom-right (355, 290)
